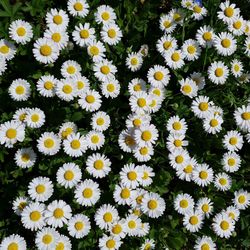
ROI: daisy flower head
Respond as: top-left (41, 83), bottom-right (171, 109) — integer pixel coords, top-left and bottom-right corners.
top-left (138, 164), bottom-right (155, 187)
top-left (141, 192), bottom-right (165, 218)
top-left (231, 59), bottom-right (243, 77)
top-left (123, 214), bottom-right (142, 237)
top-left (56, 79), bottom-right (77, 101)
top-left (212, 212), bottom-right (235, 238)
top-left (86, 153), bottom-right (111, 178)
top-left (91, 111), bottom-right (110, 131)
top-left (74, 179), bottom-right (101, 206)
top-left (58, 121), bottom-right (77, 140)
top-left (191, 95), bottom-right (214, 119)
top-left (87, 39), bottom-right (106, 62)
top-left (156, 34), bottom-right (178, 56)
top-left (44, 200), bottom-right (72, 228)
top-left (225, 205), bottom-right (240, 222)
top-left (191, 4), bottom-right (207, 20)
top-left (222, 130), bottom-right (243, 151)
top-left (129, 188), bottom-right (148, 208)
top-left (192, 163), bottom-right (214, 187)
top-left (169, 148), bottom-right (190, 170)
top-left (208, 61), bottom-right (229, 85)
top-left (0, 234), bottom-right (26, 250)
top-left (217, 0), bottom-right (240, 24)
top-left (109, 220), bottom-right (127, 239)
top-left (0, 39), bottom-right (16, 60)
top-left (228, 16), bottom-right (246, 36)
top-left (33, 38), bottom-right (60, 64)
top-left (55, 235), bottom-right (72, 250)
top-left (63, 132), bottom-right (87, 157)
top-left (0, 56), bottom-right (7, 76)
top-left (166, 115), bottom-right (188, 135)
top-left (101, 22), bottom-right (122, 46)
top-left (233, 189), bottom-right (250, 210)
top-left (182, 39), bottom-right (201, 61)
top-left (99, 234), bottom-right (122, 250)
top-left (196, 25), bottom-right (214, 48)
top-left (134, 124), bottom-right (159, 147)
top-left (8, 78), bottom-right (31, 101)
top-left (234, 104), bottom-right (250, 132)
top-left (21, 202), bottom-right (46, 231)
top-left (147, 65), bottom-right (170, 88)
top-left (45, 8), bottom-right (69, 30)
top-left (180, 78), bottom-right (198, 98)
top-left (165, 49), bottom-right (185, 69)
top-left (222, 151), bottom-right (241, 173)
top-left (129, 91), bottom-right (150, 114)
top-left (72, 23), bottom-right (95, 47)
top-left (169, 8), bottom-right (185, 24)
top-left (194, 236), bottom-right (216, 250)
top-left (174, 193), bottom-right (194, 215)
top-left (183, 210), bottom-right (204, 232)
top-left (78, 89), bottom-right (102, 112)
top-left (67, 214), bottom-right (91, 238)
top-left (203, 113), bottom-right (223, 134)
top-left (94, 204), bottom-right (119, 230)
top-left (214, 172), bottom-right (232, 191)
top-left (12, 106), bottom-right (28, 122)
top-left (196, 197), bottom-right (213, 218)
top-left (113, 184), bottom-right (135, 206)
top-left (126, 52), bottom-right (143, 72)
top-left (37, 75), bottom-right (58, 97)
top-left (159, 14), bottom-right (177, 33)
top-left (93, 59), bottom-right (117, 82)
top-left (101, 77), bottom-right (121, 98)
top-left (9, 19), bottom-right (33, 44)
top-left (67, 0), bottom-right (89, 17)
top-left (214, 32), bottom-right (237, 56)
top-left (56, 162), bottom-right (82, 188)
top-left (166, 133), bottom-right (188, 152)
top-left (190, 72), bottom-right (206, 90)
top-left (126, 113), bottom-right (151, 129)
top-left (73, 75), bottom-right (90, 96)
top-left (118, 129), bottom-right (137, 153)
top-left (128, 78), bottom-right (147, 96)
top-left (61, 60), bottom-right (81, 78)
top-left (12, 196), bottom-right (29, 215)
top-left (148, 94), bottom-right (164, 113)
top-left (140, 239), bottom-right (155, 250)
top-left (14, 147), bottom-right (36, 169)
top-left (0, 120), bottom-right (25, 148)
top-left (35, 227), bottom-right (60, 250)
top-left (176, 157), bottom-right (197, 182)
top-left (86, 130), bottom-right (105, 150)
top-left (133, 144), bottom-right (154, 162)
top-left (95, 5), bottom-right (117, 24)
top-left (25, 108), bottom-right (45, 128)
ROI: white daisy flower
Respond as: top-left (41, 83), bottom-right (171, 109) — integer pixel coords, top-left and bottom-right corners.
top-left (164, 49), bottom-right (185, 69)
top-left (56, 162), bottom-right (82, 188)
top-left (222, 130), bottom-right (243, 151)
top-left (191, 95), bottom-right (214, 119)
top-left (91, 111), bottom-right (110, 132)
top-left (138, 165), bottom-right (155, 187)
top-left (228, 16), bottom-right (246, 36)
top-left (8, 78), bottom-right (31, 101)
top-left (12, 196), bottom-right (29, 216)
top-left (203, 113), bottom-right (223, 134)
top-left (45, 8), bottom-right (69, 30)
top-left (133, 145), bottom-right (154, 162)
top-left (61, 60), bottom-right (81, 78)
top-left (37, 75), bottom-right (58, 97)
top-left (94, 204), bottom-right (119, 230)
top-left (86, 130), bottom-right (105, 150)
top-left (99, 234), bottom-right (122, 250)
top-left (174, 193), bottom-right (194, 215)
top-left (44, 200), bottom-right (72, 228)
top-left (234, 105), bottom-right (250, 132)
top-left (140, 239), bottom-right (155, 250)
top-left (231, 59), bottom-right (243, 77)
top-left (25, 108), bottom-right (45, 128)
top-left (126, 52), bottom-right (143, 72)
top-left (93, 59), bottom-right (117, 82)
top-left (196, 25), bottom-right (214, 48)
top-left (123, 214), bottom-right (142, 237)
top-left (194, 236), bottom-right (216, 250)
top-left (217, 0), bottom-right (240, 24)
top-left (33, 38), bottom-right (60, 64)
top-left (87, 39), bottom-right (106, 62)
top-left (214, 172), bottom-right (232, 191)
top-left (182, 39), bottom-right (201, 61)
top-left (72, 23), bottom-right (95, 47)
top-left (183, 210), bottom-right (204, 232)
top-left (192, 163), bottom-right (214, 187)
top-left (101, 23), bottom-right (122, 45)
top-left (159, 14), bottom-right (176, 33)
top-left (147, 65), bottom-right (170, 88)
top-left (0, 234), bottom-right (26, 250)
top-left (169, 148), bottom-right (190, 170)
top-left (44, 27), bottom-right (69, 49)
top-left (129, 188), bottom-right (148, 208)
top-left (222, 151), bottom-right (241, 173)
top-left (35, 227), bottom-right (60, 249)
top-left (0, 39), bottom-right (16, 60)
top-left (74, 179), bottom-right (101, 206)
top-left (67, 214), bottom-right (91, 238)
top-left (118, 129), bottom-right (137, 153)
top-left (190, 72), bottom-right (206, 90)
top-left (208, 61), bottom-right (229, 85)
top-left (126, 113), bottom-right (151, 129)
top-left (0, 120), bottom-right (25, 148)
top-left (9, 19), bottom-right (33, 44)
top-left (14, 147), bottom-right (36, 169)
top-left (214, 32), bottom-right (237, 56)
top-left (156, 34), bottom-right (178, 56)
top-left (101, 77), bottom-right (121, 98)
top-left (78, 89), bottom-right (102, 112)
top-left (196, 197), bottom-right (213, 218)
top-left (233, 189), bottom-right (250, 210)
top-left (86, 153), bottom-right (111, 178)
top-left (191, 4), bottom-right (207, 20)
top-left (109, 220), bottom-right (127, 239)
top-left (55, 235), bottom-right (72, 250)
top-left (73, 75), bottom-right (90, 96)
top-left (129, 91), bottom-right (150, 114)
top-left (113, 184), bottom-right (135, 206)
top-left (95, 5), bottom-right (117, 24)
top-left (134, 124), bottom-right (159, 147)
top-left (55, 79), bottom-right (77, 102)
top-left (180, 78), bottom-right (198, 98)
top-left (166, 115), bottom-right (187, 135)
top-left (21, 202), bottom-right (46, 231)
top-left (37, 132), bottom-right (61, 156)
top-left (176, 157), bottom-right (197, 182)
top-left (58, 121), bottom-right (77, 140)
top-left (224, 206), bottom-right (240, 221)
top-left (67, 0), bottom-right (89, 17)
top-left (0, 57), bottom-right (7, 76)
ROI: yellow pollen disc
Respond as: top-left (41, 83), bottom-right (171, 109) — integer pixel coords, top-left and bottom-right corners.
top-left (36, 184), bottom-right (45, 194)
top-left (182, 85), bottom-right (192, 94)
top-left (0, 45), bottom-right (10, 54)
top-left (220, 220), bottom-right (229, 230)
top-left (142, 171), bottom-right (149, 180)
top-left (180, 199), bottom-right (188, 208)
top-left (233, 20), bottom-right (242, 29)
top-left (31, 114), bottom-right (39, 122)
top-left (107, 83), bottom-right (115, 92)
top-left (210, 119), bottom-right (218, 127)
top-left (241, 112), bottom-right (250, 120)
top-left (56, 242), bottom-right (65, 250)
top-left (199, 102), bottom-right (209, 111)
top-left (133, 118), bottom-right (141, 127)
top-left (133, 209), bottom-right (141, 216)
top-left (86, 95), bottom-right (95, 103)
top-left (64, 170), bottom-right (74, 180)
top-left (140, 147), bottom-right (148, 155)
top-left (199, 171), bottom-right (208, 179)
top-left (136, 195), bottom-right (143, 204)
top-left (7, 242), bottom-right (19, 250)
top-left (131, 57), bottom-right (138, 65)
top-left (228, 158), bottom-right (236, 166)
top-left (238, 195), bottom-right (246, 204)
top-left (62, 127), bottom-right (73, 138)
top-left (94, 160), bottom-right (104, 170)
top-left (201, 243), bottom-right (210, 250)
top-left (154, 71), bottom-right (164, 81)
top-left (184, 165), bottom-right (193, 173)
top-left (171, 52), bottom-right (180, 62)
top-left (77, 81), bottom-right (84, 90)
top-left (221, 38), bottom-right (231, 48)
top-left (53, 208), bottom-right (64, 218)
top-left (80, 29), bottom-right (89, 39)
top-left (125, 136), bottom-right (135, 146)
top-left (89, 46), bottom-right (99, 56)
top-left (96, 117), bottom-right (104, 125)
top-left (106, 239), bottom-right (115, 248)
top-left (202, 204), bottom-right (209, 212)
top-left (163, 20), bottom-right (171, 28)
top-left (234, 64), bottom-right (240, 72)
top-left (128, 220), bottom-right (136, 229)
top-left (15, 85), bottom-right (25, 95)
top-left (189, 215), bottom-right (198, 225)
top-left (112, 224), bottom-right (122, 234)
top-left (137, 98), bottom-right (146, 107)
top-left (19, 113), bottom-right (26, 121)
top-left (173, 13), bottom-right (181, 21)
top-left (229, 212), bottom-right (235, 219)
top-left (101, 65), bottom-right (110, 75)
top-left (75, 221), bottom-right (84, 230)
top-left (44, 138), bottom-right (55, 148)
top-left (203, 32), bottom-right (212, 41)
top-left (103, 212), bottom-right (113, 222)
top-left (172, 122), bottom-right (182, 130)
top-left (74, 2), bottom-right (83, 11)
top-left (18, 201), bottom-right (27, 210)
top-left (62, 84), bottom-right (73, 94)
top-left (82, 188), bottom-right (93, 198)
top-left (53, 15), bottom-right (63, 24)
top-left (70, 139), bottom-right (81, 149)
top-left (67, 66), bottom-right (76, 74)
top-left (21, 153), bottom-right (30, 162)
top-left (187, 45), bottom-right (196, 54)
top-left (6, 129), bottom-right (17, 139)
top-left (215, 68), bottom-right (224, 77)
top-left (229, 137), bottom-right (238, 145)
top-left (163, 41), bottom-right (172, 50)
top-left (193, 5), bottom-right (202, 13)
top-left (29, 210), bottom-right (41, 221)
top-left (174, 139), bottom-right (182, 147)
top-left (40, 45), bottom-right (52, 56)
top-left (101, 12), bottom-right (110, 21)
top-left (144, 243), bottom-right (152, 250)
top-left (127, 171), bottom-right (137, 181)
top-left (141, 130), bottom-right (152, 141)
top-left (121, 188), bottom-right (130, 199)
top-left (224, 7), bottom-right (234, 17)
top-left (52, 33), bottom-right (61, 42)
top-left (42, 234), bottom-right (52, 245)
top-left (148, 199), bottom-right (158, 209)
top-left (44, 81), bottom-right (54, 90)
top-left (175, 155), bottom-right (184, 164)
top-left (17, 27), bottom-right (26, 36)
top-left (133, 84), bottom-right (141, 92)
top-left (219, 178), bottom-right (227, 186)
top-left (91, 135), bottom-right (99, 144)
top-left (108, 29), bottom-right (116, 38)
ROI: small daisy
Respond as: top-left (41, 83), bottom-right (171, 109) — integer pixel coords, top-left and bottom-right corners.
top-left (109, 220), bottom-right (127, 239)
top-left (194, 236), bottom-right (216, 250)
top-left (217, 0), bottom-right (240, 24)
top-left (37, 75), bottom-right (58, 97)
top-left (14, 147), bottom-right (36, 169)
top-left (56, 162), bottom-right (82, 188)
top-left (180, 78), bottom-right (198, 98)
top-left (74, 179), bottom-right (101, 206)
top-left (208, 61), bottom-right (229, 85)
top-left (138, 165), bottom-right (155, 187)
top-left (101, 77), bottom-right (121, 98)
top-left (182, 39), bottom-right (201, 61)
top-left (12, 107), bottom-right (28, 123)
top-left (78, 89), bottom-right (102, 112)
top-left (123, 214), bottom-right (142, 237)
top-left (58, 121), bottom-right (77, 139)
top-left (0, 39), bottom-right (16, 60)
top-left (169, 148), bottom-right (190, 169)
top-left (0, 234), bottom-right (27, 250)
top-left (214, 32), bottom-right (237, 56)
top-left (233, 189), bottom-right (250, 210)
top-left (55, 79), bottom-right (77, 102)
top-left (214, 172), bottom-right (232, 191)
top-left (156, 34), bottom-right (178, 56)
top-left (45, 8), bottom-right (69, 30)
top-left (25, 108), bottom-right (45, 128)
top-left (72, 23), bottom-right (95, 47)
top-left (139, 44), bottom-right (149, 57)
top-left (101, 23), bottom-right (122, 45)
top-left (91, 111), bottom-right (110, 132)
top-left (133, 145), bottom-right (154, 162)
top-left (165, 49), bottom-right (184, 69)
top-left (129, 188), bottom-right (148, 208)
top-left (176, 157), bottom-right (197, 182)
top-left (231, 59), bottom-right (243, 77)
top-left (203, 113), bottom-right (223, 134)
top-left (196, 197), bottom-right (213, 218)
top-left (159, 14), bottom-right (176, 33)
top-left (126, 52), bottom-right (143, 72)
top-left (93, 59), bottom-right (117, 82)
top-left (44, 27), bottom-right (69, 49)
top-left (9, 78), bottom-right (31, 101)
top-left (222, 151), bottom-right (241, 173)
top-left (73, 75), bottom-right (90, 96)
top-left (234, 105), bottom-right (250, 132)
top-left (129, 92), bottom-right (150, 114)
top-left (174, 193), bottom-right (194, 215)
top-left (126, 113), bottom-right (151, 129)
top-left (86, 153), bottom-right (111, 178)
top-left (9, 20), bottom-right (33, 44)
top-left (228, 16), bottom-right (246, 36)
top-left (222, 130), bottom-right (243, 151)
top-left (113, 184), bottom-right (135, 206)
top-left (35, 227), bottom-right (60, 250)
top-left (166, 115), bottom-right (187, 135)
top-left (95, 5), bottom-right (117, 24)
top-left (86, 130), bottom-right (105, 150)
top-left (191, 95), bottom-right (214, 119)
top-left (118, 129), bottom-right (137, 153)
top-left (147, 65), bottom-right (170, 88)
top-left (191, 4), bottom-right (207, 20)
top-left (183, 210), bottom-right (204, 232)
top-left (67, 0), bottom-right (89, 17)
top-left (87, 39), bottom-right (106, 62)
top-left (192, 163), bottom-right (214, 187)
top-left (99, 234), bottom-right (122, 250)
top-left (67, 214), bottom-right (91, 238)
top-left (196, 25), bottom-right (214, 48)
top-left (61, 60), bottom-right (81, 78)
top-left (55, 235), bottom-right (72, 250)
top-left (140, 239), bottom-right (155, 250)
top-left (12, 196), bottom-right (29, 215)
top-left (134, 124), bottom-right (159, 147)
top-left (225, 206), bottom-right (240, 221)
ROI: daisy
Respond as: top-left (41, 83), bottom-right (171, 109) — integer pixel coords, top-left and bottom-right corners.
top-left (228, 16), bottom-right (245, 36)
top-left (67, 0), bottom-right (89, 17)
top-left (56, 162), bottom-right (82, 188)
top-left (183, 210), bottom-right (204, 232)
top-left (8, 78), bottom-right (31, 101)
top-left (214, 32), bottom-right (237, 56)
top-left (194, 236), bottom-right (216, 250)
top-left (55, 235), bottom-right (72, 250)
top-left (118, 129), bottom-right (137, 153)
top-left (109, 220), bottom-right (127, 239)
top-left (61, 60), bottom-right (81, 78)
top-left (203, 113), bottom-right (223, 134)
top-left (124, 214), bottom-right (142, 236)
top-left (156, 34), bottom-right (178, 56)
top-left (0, 57), bottom-right (7, 76)
top-left (12, 196), bottom-right (29, 215)
top-left (208, 61), bottom-right (229, 85)
top-left (33, 38), bottom-right (59, 64)
top-left (25, 108), bottom-right (45, 128)
top-left (44, 27), bottom-right (69, 49)
top-left (0, 120), bottom-right (25, 148)
top-left (174, 193), bottom-right (194, 215)
top-left (190, 72), bottom-right (206, 90)
top-left (191, 4), bottom-right (207, 20)
top-left (86, 153), bottom-right (111, 178)
top-left (234, 105), bottom-right (250, 132)
top-left (192, 163), bottom-right (214, 186)
top-left (101, 23), bottom-right (122, 45)
top-left (37, 75), bottom-right (58, 97)
top-left (133, 145), bottom-right (154, 162)
top-left (214, 172), bottom-right (232, 191)
top-left (0, 39), bottom-right (16, 60)
top-left (74, 179), bottom-right (101, 206)
top-left (94, 204), bottom-right (119, 230)
top-left (63, 132), bottom-right (87, 157)
top-left (159, 14), bottom-right (176, 33)
top-left (87, 39), bottom-right (106, 62)
top-left (113, 184), bottom-right (135, 206)
top-left (93, 59), bottom-right (117, 82)
top-left (126, 52), bottom-right (143, 72)
top-left (78, 89), bottom-right (102, 112)
top-left (45, 8), bottom-right (69, 30)
top-left (37, 132), bottom-right (61, 156)
top-left (140, 239), bottom-right (155, 250)
top-left (101, 77), bottom-right (120, 98)
top-left (166, 115), bottom-right (187, 135)
top-left (12, 107), bottom-right (29, 123)
top-left (196, 197), bottom-right (213, 218)
top-left (67, 214), bottom-right (91, 238)
top-left (169, 8), bottom-right (185, 24)
top-left (21, 202), bottom-right (46, 231)
top-left (231, 59), bottom-right (243, 77)
top-left (212, 212), bottom-right (235, 238)
top-left (134, 124), bottom-right (158, 147)
top-left (128, 78), bottom-right (147, 96)
top-left (91, 111), bottom-right (110, 132)
top-left (35, 227), bottom-right (60, 250)
top-left (99, 234), bottom-right (122, 250)
top-left (129, 188), bottom-right (148, 208)
top-left (180, 78), bottom-right (198, 98)
top-left (73, 75), bottom-right (90, 96)
top-left (55, 79), bottom-right (77, 102)
top-left (169, 148), bottom-right (190, 169)
top-left (182, 39), bottom-right (201, 61)
top-left (129, 92), bottom-right (150, 114)
top-left (222, 130), bottom-right (243, 151)
top-left (58, 121), bottom-right (77, 139)
top-left (0, 234), bottom-right (26, 250)
top-left (44, 200), bottom-right (72, 228)
top-left (196, 25), bottom-right (214, 48)
top-left (126, 113), bottom-right (151, 129)
top-left (14, 147), bottom-right (36, 169)
top-left (165, 49), bottom-right (185, 69)
top-left (176, 157), bottom-right (197, 182)
top-left (223, 206), bottom-right (240, 223)
top-left (95, 5), bottom-right (117, 24)
top-left (86, 130), bottom-right (105, 150)
top-left (147, 65), bottom-right (170, 88)
top-left (148, 95), bottom-right (164, 113)
top-left (28, 176), bottom-right (53, 202)
top-left (9, 20), bottom-right (33, 44)
top-left (217, 0), bottom-right (240, 24)
top-left (222, 152), bottom-right (241, 173)
top-left (72, 23), bottom-right (95, 47)
top-left (191, 95), bottom-right (214, 118)
top-left (138, 165), bottom-right (155, 187)
top-left (233, 189), bottom-right (250, 210)
top-left (141, 192), bottom-right (166, 218)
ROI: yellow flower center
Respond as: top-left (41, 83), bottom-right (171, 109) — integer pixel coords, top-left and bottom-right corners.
top-left (0, 45), bottom-right (10, 54)
top-left (174, 139), bottom-right (182, 147)
top-left (238, 195), bottom-right (246, 204)
top-left (202, 204), bottom-right (209, 212)
top-left (171, 52), bottom-right (180, 62)
top-left (148, 199), bottom-right (158, 209)
top-left (175, 155), bottom-right (184, 164)
top-left (182, 85), bottom-right (192, 94)
top-left (42, 234), bottom-right (52, 245)
top-left (106, 239), bottom-right (115, 249)
top-left (96, 118), bottom-right (104, 126)
top-left (67, 66), bottom-right (76, 75)
top-left (21, 153), bottom-right (30, 162)
top-left (62, 84), bottom-right (73, 94)
top-left (108, 29), bottom-right (116, 38)
top-left (128, 220), bottom-right (136, 229)
top-left (56, 242), bottom-right (65, 250)
top-left (86, 95), bottom-right (95, 103)
top-left (53, 15), bottom-right (63, 24)
top-left (94, 160), bottom-right (104, 170)
top-left (172, 121), bottom-right (182, 130)
top-left (136, 195), bottom-right (143, 204)
top-left (44, 81), bottom-right (54, 90)
top-left (101, 12), bottom-right (110, 21)
top-left (16, 27), bottom-right (26, 36)
top-left (80, 29), bottom-right (89, 39)
top-left (74, 2), bottom-right (83, 11)
top-left (229, 212), bottom-right (235, 220)
top-left (163, 20), bottom-right (171, 28)
top-left (193, 5), bottom-right (202, 13)
top-left (121, 188), bottom-right (130, 199)
top-left (142, 171), bottom-right (149, 180)
top-left (89, 46), bottom-right (99, 56)
top-left (131, 57), bottom-right (138, 65)
top-left (228, 158), bottom-right (236, 166)
top-left (220, 220), bottom-right (229, 230)
top-left (210, 119), bottom-right (218, 127)
top-left (127, 171), bottom-right (137, 181)
top-left (36, 184), bottom-right (46, 194)
top-left (82, 188), bottom-right (93, 198)
top-left (64, 170), bottom-right (74, 180)
top-left (199, 102), bottom-right (209, 111)
top-left (234, 64), bottom-right (240, 72)
top-left (219, 178), bottom-right (227, 186)
top-left (31, 114), bottom-right (39, 122)
top-left (189, 215), bottom-right (198, 225)
top-left (221, 38), bottom-right (231, 48)
top-left (112, 224), bottom-right (122, 234)
top-left (229, 137), bottom-right (238, 145)
top-left (52, 33), bottom-right (61, 42)
top-left (103, 212), bottom-right (113, 222)
top-left (141, 130), bottom-right (152, 141)
top-left (7, 242), bottom-right (19, 250)
top-left (187, 45), bottom-right (196, 54)
top-left (163, 41), bottom-right (172, 50)
top-left (125, 136), bottom-right (135, 146)
top-left (180, 199), bottom-right (188, 208)
top-left (91, 135), bottom-right (99, 144)
top-left (224, 7), bottom-right (234, 17)
top-left (62, 127), bottom-right (73, 138)
top-left (18, 201), bottom-right (27, 210)
top-left (77, 81), bottom-right (84, 90)
top-left (15, 86), bottom-right (25, 95)
top-left (53, 208), bottom-right (64, 218)
top-left (6, 129), bottom-right (17, 139)
top-left (173, 13), bottom-right (181, 21)
top-left (184, 165), bottom-right (193, 173)
top-left (75, 221), bottom-right (84, 230)
top-left (201, 243), bottom-right (210, 250)
top-left (40, 45), bottom-right (52, 56)
top-left (101, 65), bottom-right (110, 75)
top-left (107, 83), bottom-right (115, 92)
top-left (241, 112), bottom-right (250, 120)
top-left (29, 210), bottom-right (41, 221)
top-left (199, 171), bottom-right (208, 179)
top-left (144, 243), bottom-right (152, 250)
top-left (70, 139), bottom-right (81, 149)
top-left (233, 20), bottom-right (242, 29)
top-left (140, 147), bottom-right (148, 155)
top-left (215, 68), bottom-right (224, 77)
top-left (44, 138), bottom-right (55, 148)
top-left (137, 98), bottom-right (146, 107)
top-left (203, 32), bottom-right (212, 41)
top-left (133, 118), bottom-right (141, 127)
top-left (19, 113), bottom-right (26, 121)
top-left (154, 71), bottom-right (164, 81)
